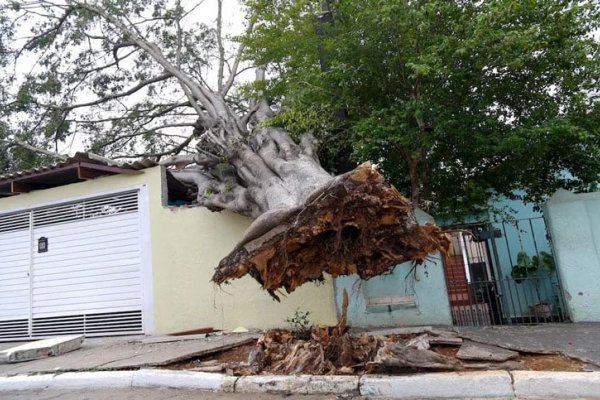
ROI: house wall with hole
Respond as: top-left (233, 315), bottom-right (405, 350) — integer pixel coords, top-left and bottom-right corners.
top-left (150, 167), bottom-right (338, 332)
top-left (0, 166), bottom-right (338, 338)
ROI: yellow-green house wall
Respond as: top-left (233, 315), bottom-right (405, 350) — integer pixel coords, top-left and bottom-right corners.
top-left (0, 166), bottom-right (337, 333)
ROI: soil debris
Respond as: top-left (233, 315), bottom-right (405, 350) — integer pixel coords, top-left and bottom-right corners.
top-left (164, 328), bottom-right (587, 375)
top-left (212, 163), bottom-right (450, 298)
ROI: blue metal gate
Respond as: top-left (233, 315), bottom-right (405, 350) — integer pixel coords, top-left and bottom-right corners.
top-left (443, 218), bottom-right (570, 326)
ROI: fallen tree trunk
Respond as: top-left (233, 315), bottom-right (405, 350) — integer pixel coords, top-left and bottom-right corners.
top-left (212, 163), bottom-right (450, 298)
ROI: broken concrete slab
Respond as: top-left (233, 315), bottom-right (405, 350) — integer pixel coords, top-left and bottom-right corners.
top-left (140, 334), bottom-right (207, 344)
top-left (405, 334), bottom-right (430, 350)
top-left (0, 335), bottom-right (83, 364)
top-left (427, 328), bottom-right (459, 337)
top-left (374, 343), bottom-right (459, 370)
top-left (91, 333), bottom-right (259, 369)
top-left (429, 336), bottom-right (463, 346)
top-left (361, 326), bottom-right (433, 337)
top-left (0, 332), bottom-right (259, 376)
top-left (456, 323), bottom-right (600, 366)
top-left (463, 360), bottom-right (525, 371)
top-left (456, 341), bottom-right (518, 362)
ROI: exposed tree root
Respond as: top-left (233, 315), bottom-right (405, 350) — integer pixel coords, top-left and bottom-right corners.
top-left (246, 316), bottom-right (460, 375)
top-left (212, 163), bottom-right (450, 298)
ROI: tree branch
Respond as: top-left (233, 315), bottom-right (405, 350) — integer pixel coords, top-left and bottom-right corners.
top-left (216, 0), bottom-right (225, 93)
top-left (18, 7), bottom-right (75, 57)
top-left (0, 139), bottom-right (67, 161)
top-left (220, 20), bottom-right (255, 96)
top-left (75, 2), bottom-right (222, 124)
top-left (47, 72), bottom-right (174, 111)
top-left (171, 167), bottom-right (256, 216)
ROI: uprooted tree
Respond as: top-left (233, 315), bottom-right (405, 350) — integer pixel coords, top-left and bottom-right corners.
top-left (0, 0), bottom-right (449, 295)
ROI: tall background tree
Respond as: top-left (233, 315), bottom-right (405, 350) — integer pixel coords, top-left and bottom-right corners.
top-left (244, 0), bottom-right (600, 218)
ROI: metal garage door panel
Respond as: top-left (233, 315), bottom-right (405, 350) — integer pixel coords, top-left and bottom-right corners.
top-left (0, 213), bottom-right (31, 339)
top-left (31, 199), bottom-right (143, 335)
top-left (0, 191), bottom-right (145, 340)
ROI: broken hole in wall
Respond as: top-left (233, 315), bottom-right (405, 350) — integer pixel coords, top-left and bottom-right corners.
top-left (163, 168), bottom-right (196, 207)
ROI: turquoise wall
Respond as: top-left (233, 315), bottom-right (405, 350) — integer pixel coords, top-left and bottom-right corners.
top-left (544, 189), bottom-right (600, 322)
top-left (333, 209), bottom-right (452, 327)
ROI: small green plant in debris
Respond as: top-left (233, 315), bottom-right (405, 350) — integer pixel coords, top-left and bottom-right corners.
top-left (286, 309), bottom-right (312, 339)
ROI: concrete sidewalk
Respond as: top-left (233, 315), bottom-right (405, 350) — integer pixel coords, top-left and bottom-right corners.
top-left (3, 323), bottom-right (599, 376)
top-left (0, 332), bottom-right (259, 376)
top-left (455, 322), bottom-right (600, 366)
top-left (3, 324), bottom-right (600, 399)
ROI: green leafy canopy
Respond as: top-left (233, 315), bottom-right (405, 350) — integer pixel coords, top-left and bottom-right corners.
top-left (244, 0), bottom-right (600, 218)
top-left (0, 0), bottom-right (219, 169)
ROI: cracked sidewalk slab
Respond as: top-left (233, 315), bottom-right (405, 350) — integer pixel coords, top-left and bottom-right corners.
top-left (455, 323), bottom-right (600, 366)
top-left (0, 333), bottom-right (259, 377)
top-left (0, 336), bottom-right (84, 364)
top-left (456, 340), bottom-right (519, 362)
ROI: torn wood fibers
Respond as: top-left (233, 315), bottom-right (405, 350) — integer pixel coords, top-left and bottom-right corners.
top-left (212, 163), bottom-right (450, 299)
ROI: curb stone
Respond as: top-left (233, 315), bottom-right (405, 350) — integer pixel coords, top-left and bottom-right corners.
top-left (131, 369), bottom-right (232, 391)
top-left (512, 371), bottom-right (600, 399)
top-left (0, 374), bottom-right (54, 391)
top-left (235, 374), bottom-right (359, 395)
top-left (52, 371), bottom-right (134, 388)
top-left (359, 371), bottom-right (514, 399)
top-left (2, 369), bottom-right (600, 398)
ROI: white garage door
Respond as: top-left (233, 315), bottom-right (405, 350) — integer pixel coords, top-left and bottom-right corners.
top-left (0, 190), bottom-right (147, 340)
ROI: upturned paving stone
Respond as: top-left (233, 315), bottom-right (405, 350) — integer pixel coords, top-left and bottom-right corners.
top-left (0, 333), bottom-right (259, 376)
top-left (456, 323), bottom-right (600, 366)
top-left (361, 326), bottom-right (433, 336)
top-left (0, 336), bottom-right (84, 364)
top-left (405, 334), bottom-right (430, 350)
top-left (456, 340), bottom-right (518, 362)
top-left (428, 336), bottom-right (463, 346)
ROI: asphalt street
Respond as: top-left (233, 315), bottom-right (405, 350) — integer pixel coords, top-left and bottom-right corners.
top-left (1, 388), bottom-right (348, 400)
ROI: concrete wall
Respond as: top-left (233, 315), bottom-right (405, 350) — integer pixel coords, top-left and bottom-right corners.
top-left (0, 167), bottom-right (338, 333)
top-left (544, 189), bottom-right (600, 322)
top-left (334, 209), bottom-right (453, 328)
top-left (148, 167), bottom-right (338, 332)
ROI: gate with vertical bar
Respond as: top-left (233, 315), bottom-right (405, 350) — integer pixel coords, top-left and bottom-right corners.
top-left (443, 217), bottom-right (569, 326)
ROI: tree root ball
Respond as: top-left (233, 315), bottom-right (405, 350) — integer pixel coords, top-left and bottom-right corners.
top-left (212, 163), bottom-right (450, 299)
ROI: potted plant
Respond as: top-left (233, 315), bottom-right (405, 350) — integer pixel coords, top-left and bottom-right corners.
top-left (510, 251), bottom-right (556, 318)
